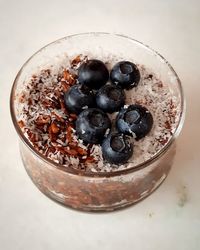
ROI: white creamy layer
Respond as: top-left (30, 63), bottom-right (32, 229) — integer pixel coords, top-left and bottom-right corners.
top-left (16, 54), bottom-right (180, 172)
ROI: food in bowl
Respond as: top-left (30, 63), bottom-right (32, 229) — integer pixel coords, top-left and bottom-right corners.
top-left (11, 33), bottom-right (184, 211)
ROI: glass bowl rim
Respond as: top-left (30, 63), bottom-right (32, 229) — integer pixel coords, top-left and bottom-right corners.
top-left (10, 32), bottom-right (186, 178)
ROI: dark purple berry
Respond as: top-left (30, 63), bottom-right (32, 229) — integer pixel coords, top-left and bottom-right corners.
top-left (96, 84), bottom-right (125, 113)
top-left (64, 84), bottom-right (95, 114)
top-left (116, 104), bottom-right (153, 139)
top-left (101, 132), bottom-right (133, 164)
top-left (110, 61), bottom-right (140, 89)
top-left (76, 108), bottom-right (111, 144)
top-left (78, 59), bottom-right (109, 89)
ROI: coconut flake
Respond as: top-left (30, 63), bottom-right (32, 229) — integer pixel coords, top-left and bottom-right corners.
top-left (15, 54), bottom-right (180, 173)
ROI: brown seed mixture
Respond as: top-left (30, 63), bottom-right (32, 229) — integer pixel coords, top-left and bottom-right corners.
top-left (17, 55), bottom-right (100, 171)
top-left (16, 54), bottom-right (180, 172)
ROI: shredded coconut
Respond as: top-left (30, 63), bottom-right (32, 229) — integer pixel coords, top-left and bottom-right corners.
top-left (15, 54), bottom-right (181, 173)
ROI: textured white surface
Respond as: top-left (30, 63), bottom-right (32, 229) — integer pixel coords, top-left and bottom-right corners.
top-left (0, 0), bottom-right (200, 249)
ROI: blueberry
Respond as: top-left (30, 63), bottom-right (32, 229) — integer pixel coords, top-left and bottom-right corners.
top-left (116, 105), bottom-right (153, 139)
top-left (110, 61), bottom-right (140, 89)
top-left (64, 84), bottom-right (95, 114)
top-left (96, 84), bottom-right (125, 113)
top-left (101, 132), bottom-right (133, 164)
top-left (78, 59), bottom-right (109, 89)
top-left (76, 108), bottom-right (111, 144)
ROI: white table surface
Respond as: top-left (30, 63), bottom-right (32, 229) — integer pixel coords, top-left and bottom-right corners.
top-left (0, 0), bottom-right (200, 249)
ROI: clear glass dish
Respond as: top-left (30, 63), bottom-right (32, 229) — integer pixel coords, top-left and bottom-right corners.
top-left (10, 32), bottom-right (185, 211)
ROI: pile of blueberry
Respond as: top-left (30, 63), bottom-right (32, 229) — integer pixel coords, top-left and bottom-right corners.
top-left (64, 59), bottom-right (153, 164)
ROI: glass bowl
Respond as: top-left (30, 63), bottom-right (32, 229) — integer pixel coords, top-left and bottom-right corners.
top-left (10, 32), bottom-right (185, 211)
